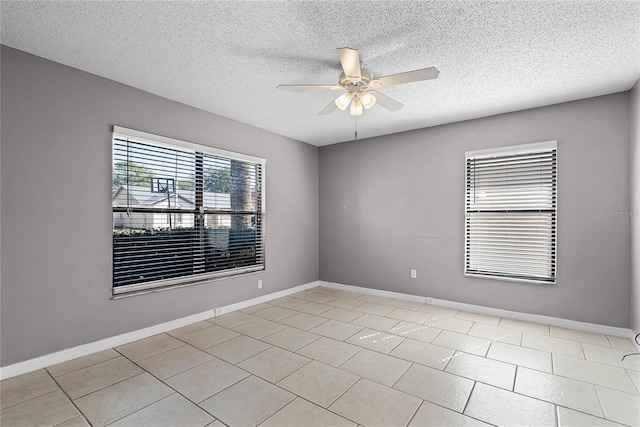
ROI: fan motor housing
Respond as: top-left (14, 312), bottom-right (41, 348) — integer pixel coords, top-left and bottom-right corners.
top-left (339, 70), bottom-right (372, 88)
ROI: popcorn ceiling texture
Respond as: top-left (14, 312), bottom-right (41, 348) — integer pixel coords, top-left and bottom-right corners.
top-left (1, 1), bottom-right (639, 146)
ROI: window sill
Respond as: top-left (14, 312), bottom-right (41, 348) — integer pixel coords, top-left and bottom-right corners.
top-left (464, 272), bottom-right (556, 286)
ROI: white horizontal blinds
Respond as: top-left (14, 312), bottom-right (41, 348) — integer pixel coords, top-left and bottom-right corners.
top-left (465, 144), bottom-right (557, 283)
top-left (112, 130), bottom-right (265, 293)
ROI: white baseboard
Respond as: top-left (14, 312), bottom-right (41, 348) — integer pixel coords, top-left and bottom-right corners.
top-left (319, 280), bottom-right (634, 340)
top-left (0, 280), bottom-right (319, 380)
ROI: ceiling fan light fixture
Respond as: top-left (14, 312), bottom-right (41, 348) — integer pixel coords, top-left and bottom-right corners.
top-left (335, 92), bottom-right (353, 110)
top-left (360, 92), bottom-right (376, 109)
top-left (350, 96), bottom-right (363, 116)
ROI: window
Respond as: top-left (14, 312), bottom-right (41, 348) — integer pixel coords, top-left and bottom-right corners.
top-left (112, 126), bottom-right (265, 296)
top-left (465, 141), bottom-right (557, 284)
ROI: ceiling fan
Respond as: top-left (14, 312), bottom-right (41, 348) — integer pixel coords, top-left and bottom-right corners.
top-left (277, 47), bottom-right (439, 116)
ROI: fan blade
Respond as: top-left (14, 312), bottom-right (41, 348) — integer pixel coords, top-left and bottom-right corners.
top-left (319, 99), bottom-right (339, 115)
top-left (371, 67), bottom-right (439, 87)
top-left (277, 84), bottom-right (343, 90)
top-left (337, 47), bottom-right (361, 80)
top-left (369, 91), bottom-right (403, 111)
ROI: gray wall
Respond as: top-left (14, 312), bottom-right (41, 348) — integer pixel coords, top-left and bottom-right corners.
top-left (631, 80), bottom-right (640, 334)
top-left (0, 46), bottom-right (319, 367)
top-left (320, 93), bottom-right (631, 328)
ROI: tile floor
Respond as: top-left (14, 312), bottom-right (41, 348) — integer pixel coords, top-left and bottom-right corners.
top-left (2, 286), bottom-right (640, 427)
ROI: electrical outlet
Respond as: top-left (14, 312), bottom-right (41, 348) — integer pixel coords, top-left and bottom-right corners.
top-left (257, 280), bottom-right (263, 289)
top-left (410, 269), bottom-right (417, 279)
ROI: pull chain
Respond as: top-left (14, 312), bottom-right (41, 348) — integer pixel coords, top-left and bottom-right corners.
top-left (354, 115), bottom-right (358, 140)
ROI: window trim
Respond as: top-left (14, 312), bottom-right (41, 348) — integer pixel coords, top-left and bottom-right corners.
top-left (111, 126), bottom-right (266, 297)
top-left (464, 140), bottom-right (557, 285)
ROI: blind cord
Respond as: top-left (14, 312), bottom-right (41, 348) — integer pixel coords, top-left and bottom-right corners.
top-left (621, 332), bottom-right (640, 361)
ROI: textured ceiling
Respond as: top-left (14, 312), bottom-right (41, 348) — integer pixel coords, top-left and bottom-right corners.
top-left (1, 1), bottom-right (639, 146)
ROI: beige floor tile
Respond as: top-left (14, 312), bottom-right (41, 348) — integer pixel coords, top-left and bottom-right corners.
top-left (332, 290), bottom-right (365, 299)
top-left (425, 315), bottom-right (473, 334)
top-left (296, 337), bottom-right (361, 367)
top-left (514, 367), bottom-right (602, 416)
top-left (261, 327), bottom-right (321, 352)
top-left (47, 349), bottom-right (120, 378)
top-left (278, 312), bottom-right (329, 330)
top-left (260, 397), bottom-right (357, 427)
top-left (557, 406), bottom-right (623, 427)
top-left (627, 369), bottom-right (640, 393)
top-left (0, 369), bottom-right (59, 410)
top-left (294, 302), bottom-right (333, 315)
top-left (180, 325), bottom-right (240, 349)
top-left (390, 338), bottom-right (454, 369)
top-left (232, 318), bottom-right (287, 339)
top-left (315, 286), bottom-right (340, 294)
top-left (239, 302), bottom-right (274, 314)
top-left (199, 376), bottom-right (295, 427)
top-left (137, 344), bottom-right (213, 380)
top-left (487, 341), bottom-right (552, 373)
top-left (607, 335), bottom-right (638, 351)
top-left (596, 385), bottom-right (640, 426)
top-left (277, 361), bottom-right (359, 408)
top-left (468, 322), bottom-right (522, 345)
top-left (339, 348), bottom-right (411, 387)
top-left (355, 303), bottom-right (395, 316)
top-left (582, 343), bottom-right (640, 371)
top-left (320, 307), bottom-right (364, 323)
top-left (432, 330), bottom-right (492, 356)
top-left (387, 299), bottom-right (424, 311)
top-left (110, 393), bottom-right (214, 427)
top-left (116, 334), bottom-right (185, 362)
top-left (499, 318), bottom-right (550, 335)
top-left (165, 357), bottom-right (249, 403)
top-left (464, 382), bottom-right (556, 427)
top-left (387, 321), bottom-right (442, 343)
top-left (268, 296), bottom-right (306, 309)
top-left (550, 326), bottom-right (611, 347)
top-left (0, 390), bottom-right (79, 427)
top-left (166, 321), bottom-right (215, 338)
top-left (253, 306), bottom-right (298, 321)
top-left (56, 415), bottom-right (91, 427)
top-left (56, 356), bottom-right (143, 399)
top-left (351, 313), bottom-right (400, 331)
top-left (204, 334), bottom-right (271, 364)
top-left (212, 311), bottom-right (258, 328)
top-left (521, 332), bottom-right (584, 359)
top-left (417, 304), bottom-right (460, 318)
top-left (394, 363), bottom-right (474, 412)
top-left (445, 351), bottom-right (516, 390)
top-left (298, 293), bottom-right (338, 304)
top-left (74, 373), bottom-right (173, 427)
top-left (310, 319), bottom-right (364, 341)
top-left (237, 347), bottom-right (310, 383)
top-left (346, 328), bottom-right (405, 354)
top-left (455, 311), bottom-right (500, 326)
top-left (357, 294), bottom-right (393, 304)
top-left (408, 400), bottom-right (492, 427)
top-left (386, 308), bottom-right (432, 324)
top-left (553, 354), bottom-right (637, 394)
top-left (328, 297), bottom-right (367, 309)
top-left (329, 378), bottom-right (421, 427)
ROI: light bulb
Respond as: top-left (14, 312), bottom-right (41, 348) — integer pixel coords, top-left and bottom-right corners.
top-left (350, 96), bottom-right (363, 116)
top-left (335, 92), bottom-right (353, 110)
top-left (360, 92), bottom-right (377, 109)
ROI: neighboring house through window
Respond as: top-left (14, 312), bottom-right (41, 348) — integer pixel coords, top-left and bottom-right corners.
top-left (465, 141), bottom-right (557, 284)
top-left (112, 126), bottom-right (265, 296)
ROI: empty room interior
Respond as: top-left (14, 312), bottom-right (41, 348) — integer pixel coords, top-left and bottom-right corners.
top-left (2, 1), bottom-right (640, 426)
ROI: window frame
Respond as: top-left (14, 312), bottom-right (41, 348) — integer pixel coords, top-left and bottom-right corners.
top-left (111, 126), bottom-right (266, 297)
top-left (464, 140), bottom-right (557, 285)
